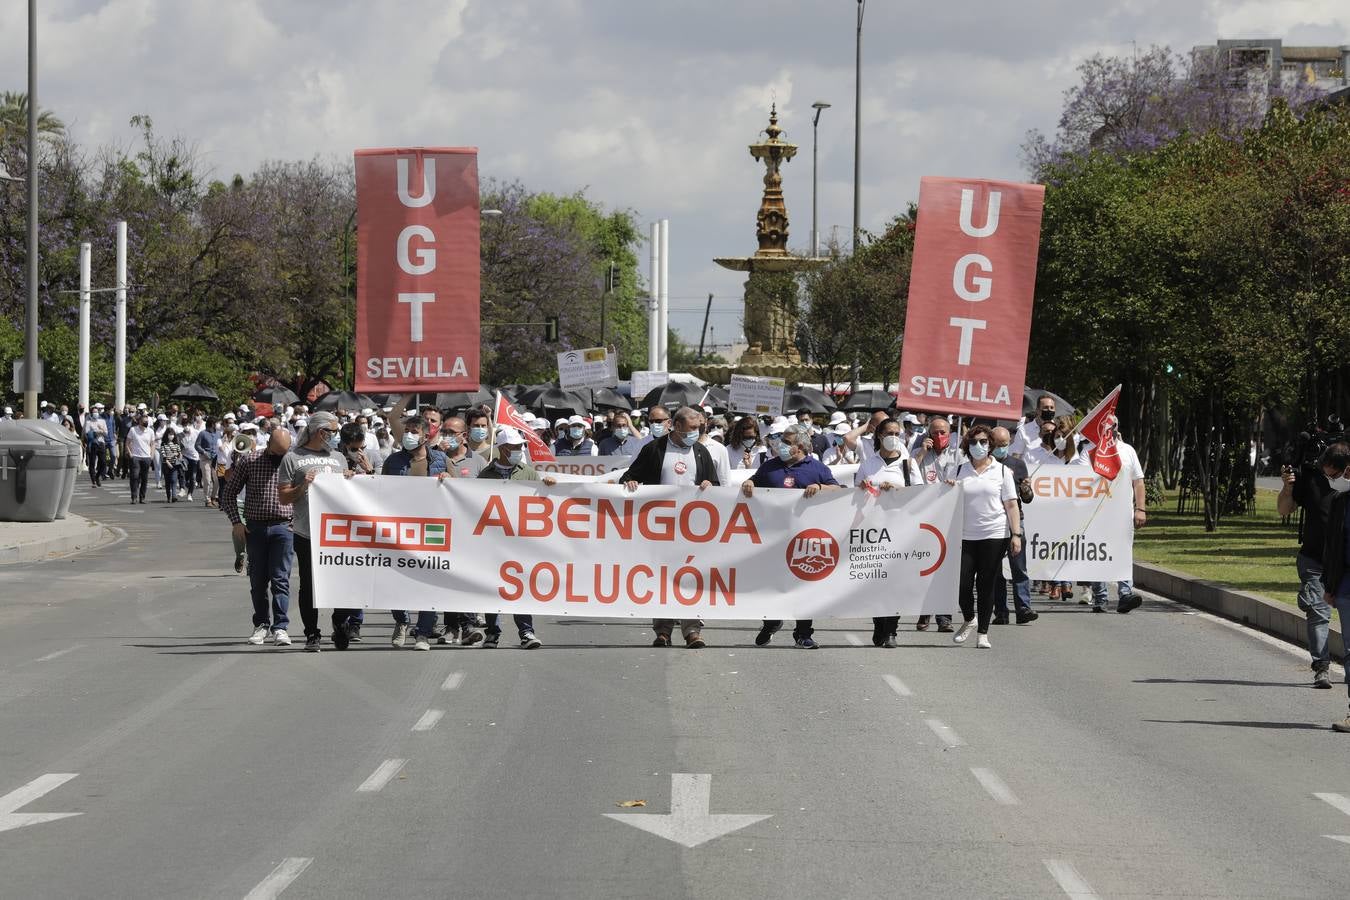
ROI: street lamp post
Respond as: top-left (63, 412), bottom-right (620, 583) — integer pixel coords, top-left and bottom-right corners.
top-left (850, 0), bottom-right (865, 393)
top-left (811, 101), bottom-right (831, 258)
top-left (23, 0), bottom-right (39, 419)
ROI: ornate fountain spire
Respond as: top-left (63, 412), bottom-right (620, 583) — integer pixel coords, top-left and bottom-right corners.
top-left (748, 103), bottom-right (798, 257)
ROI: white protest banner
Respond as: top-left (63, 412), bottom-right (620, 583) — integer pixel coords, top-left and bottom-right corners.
top-left (558, 347), bottom-right (618, 390)
top-left (309, 476), bottom-right (962, 619)
top-left (729, 374), bottom-right (786, 417)
top-left (532, 455), bottom-right (632, 478)
top-left (1021, 468), bottom-right (1133, 581)
top-left (631, 370), bottom-right (667, 400)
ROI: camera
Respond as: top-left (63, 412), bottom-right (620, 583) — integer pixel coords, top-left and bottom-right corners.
top-left (1278, 413), bottom-right (1345, 472)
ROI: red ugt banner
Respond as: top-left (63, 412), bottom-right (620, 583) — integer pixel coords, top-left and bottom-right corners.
top-left (355, 148), bottom-right (480, 392)
top-left (896, 177), bottom-right (1045, 419)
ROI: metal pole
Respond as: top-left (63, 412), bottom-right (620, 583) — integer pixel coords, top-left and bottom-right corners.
top-left (658, 219), bottom-right (669, 370)
top-left (343, 206), bottom-right (356, 389)
top-left (812, 115), bottom-right (820, 258)
top-left (697, 293), bottom-right (713, 360)
top-left (78, 242), bottom-right (90, 414)
top-left (114, 221), bottom-right (127, 411)
top-left (648, 222), bottom-right (659, 371)
top-left (852, 0), bottom-right (864, 250)
top-left (23, 0), bottom-right (39, 418)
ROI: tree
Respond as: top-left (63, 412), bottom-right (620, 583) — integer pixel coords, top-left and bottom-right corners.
top-left (0, 92), bottom-right (65, 144)
top-left (127, 337), bottom-right (253, 409)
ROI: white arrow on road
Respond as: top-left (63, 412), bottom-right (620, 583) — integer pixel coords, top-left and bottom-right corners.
top-left (0, 774), bottom-right (82, 834)
top-left (604, 774), bottom-right (770, 848)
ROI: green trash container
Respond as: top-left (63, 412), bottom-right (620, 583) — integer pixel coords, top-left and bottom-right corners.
top-left (0, 420), bottom-right (74, 523)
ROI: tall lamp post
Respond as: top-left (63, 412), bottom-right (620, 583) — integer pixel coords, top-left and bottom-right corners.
top-left (811, 101), bottom-right (831, 258)
top-left (23, 0), bottom-right (39, 418)
top-left (850, 0), bottom-right (865, 392)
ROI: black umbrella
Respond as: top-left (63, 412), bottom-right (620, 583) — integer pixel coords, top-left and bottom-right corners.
top-left (703, 385), bottom-right (731, 410)
top-left (1022, 386), bottom-right (1075, 418)
top-left (169, 382), bottom-right (219, 403)
top-left (639, 381), bottom-right (708, 411)
top-left (434, 387), bottom-right (494, 411)
top-left (839, 388), bottom-right (897, 412)
top-left (783, 384), bottom-right (838, 415)
top-left (515, 383), bottom-right (554, 405)
top-left (313, 390), bottom-right (378, 415)
top-left (577, 387), bottom-right (633, 411)
top-left (252, 385), bottom-right (298, 406)
top-left (530, 387), bottom-right (589, 418)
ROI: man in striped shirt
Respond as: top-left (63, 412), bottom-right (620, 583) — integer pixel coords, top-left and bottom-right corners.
top-left (221, 428), bottom-right (296, 647)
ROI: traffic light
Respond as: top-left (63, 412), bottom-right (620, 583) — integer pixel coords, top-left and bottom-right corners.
top-left (544, 316), bottom-right (559, 343)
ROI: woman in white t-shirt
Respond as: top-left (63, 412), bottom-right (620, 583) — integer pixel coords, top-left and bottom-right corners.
top-left (855, 418), bottom-right (926, 647)
top-left (947, 423), bottom-right (1022, 649)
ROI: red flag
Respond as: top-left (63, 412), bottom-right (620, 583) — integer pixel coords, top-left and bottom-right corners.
top-left (1076, 385), bottom-right (1122, 480)
top-left (494, 392), bottom-right (556, 463)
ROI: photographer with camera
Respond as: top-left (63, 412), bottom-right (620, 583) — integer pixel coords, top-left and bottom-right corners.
top-left (1277, 440), bottom-right (1349, 690)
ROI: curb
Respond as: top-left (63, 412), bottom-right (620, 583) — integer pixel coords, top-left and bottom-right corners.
top-left (0, 516), bottom-right (124, 565)
top-left (1134, 561), bottom-right (1345, 660)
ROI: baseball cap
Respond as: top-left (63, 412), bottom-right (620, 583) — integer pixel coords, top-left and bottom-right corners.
top-left (901, 412), bottom-right (920, 425)
top-left (223, 412), bottom-right (236, 421)
top-left (567, 415), bottom-right (587, 426)
top-left (137, 402), bottom-right (147, 411)
top-left (554, 417), bottom-right (569, 430)
top-left (361, 407), bottom-right (375, 417)
top-left (39, 400), bottom-right (48, 408)
top-left (92, 402), bottom-right (104, 410)
top-left (828, 411), bottom-right (847, 426)
top-left (496, 427), bottom-right (525, 446)
top-left (157, 413), bottom-right (168, 421)
top-left (832, 422), bottom-right (850, 435)
top-left (767, 422), bottom-right (788, 437)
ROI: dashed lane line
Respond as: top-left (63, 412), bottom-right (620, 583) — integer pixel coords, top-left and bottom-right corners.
top-left (356, 759), bottom-right (406, 793)
top-left (882, 674), bottom-right (912, 697)
top-left (242, 857), bottom-right (312, 900)
top-left (970, 767), bottom-right (1020, 805)
top-left (1043, 859), bottom-right (1099, 899)
top-left (411, 709), bottom-right (444, 732)
top-left (441, 671), bottom-right (465, 691)
top-left (924, 718), bottom-right (966, 748)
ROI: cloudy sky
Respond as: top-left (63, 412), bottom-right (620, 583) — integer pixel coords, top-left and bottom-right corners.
top-left (2, 1), bottom-right (1347, 347)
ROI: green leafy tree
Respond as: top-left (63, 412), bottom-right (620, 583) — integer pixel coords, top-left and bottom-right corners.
top-left (127, 337), bottom-right (253, 409)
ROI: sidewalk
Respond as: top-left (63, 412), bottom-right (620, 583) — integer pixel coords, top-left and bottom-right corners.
top-left (0, 515), bottom-right (121, 565)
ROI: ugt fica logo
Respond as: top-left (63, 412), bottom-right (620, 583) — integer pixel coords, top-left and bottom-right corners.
top-left (786, 528), bottom-right (839, 581)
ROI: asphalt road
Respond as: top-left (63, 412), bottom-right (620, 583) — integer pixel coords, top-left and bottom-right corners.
top-left (1, 478), bottom-right (1348, 899)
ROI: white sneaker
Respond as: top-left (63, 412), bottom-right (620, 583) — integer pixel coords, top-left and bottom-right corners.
top-left (976, 633), bottom-right (991, 649)
top-left (247, 625), bottom-right (268, 645)
top-left (520, 632), bottom-right (542, 649)
top-left (391, 623), bottom-right (409, 648)
top-left (953, 622), bottom-right (975, 644)
top-left (272, 629), bottom-right (291, 647)
top-left (413, 633), bottom-right (431, 651)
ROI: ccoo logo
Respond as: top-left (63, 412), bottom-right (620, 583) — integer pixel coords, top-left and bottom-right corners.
top-left (786, 528), bottom-right (839, 581)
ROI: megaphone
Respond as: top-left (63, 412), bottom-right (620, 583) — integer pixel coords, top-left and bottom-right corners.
top-left (232, 433), bottom-right (256, 454)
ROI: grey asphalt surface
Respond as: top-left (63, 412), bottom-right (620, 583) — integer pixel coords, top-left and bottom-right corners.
top-left (1, 479), bottom-right (1349, 899)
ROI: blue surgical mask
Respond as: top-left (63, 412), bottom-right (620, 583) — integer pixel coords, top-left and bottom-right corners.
top-left (507, 449), bottom-right (524, 466)
top-left (649, 422), bottom-right (668, 438)
top-left (402, 432), bottom-right (423, 451)
top-left (614, 427), bottom-right (629, 440)
top-left (740, 438), bottom-right (757, 450)
top-left (777, 443), bottom-right (794, 461)
top-left (569, 426), bottom-right (585, 440)
top-left (469, 426), bottom-right (488, 442)
top-left (969, 442), bottom-right (989, 461)
top-left (992, 445), bottom-right (1009, 460)
top-left (680, 431), bottom-right (698, 448)
top-left (444, 435), bottom-right (461, 452)
top-left (325, 433), bottom-right (339, 451)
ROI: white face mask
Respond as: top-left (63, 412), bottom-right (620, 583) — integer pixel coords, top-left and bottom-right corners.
top-left (1329, 474), bottom-right (1350, 493)
top-left (1053, 437), bottom-right (1067, 452)
top-left (881, 435), bottom-right (904, 453)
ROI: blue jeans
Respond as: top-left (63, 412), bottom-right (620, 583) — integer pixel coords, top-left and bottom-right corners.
top-left (163, 463), bottom-right (179, 501)
top-left (995, 541), bottom-right (1033, 616)
top-left (391, 608), bottom-right (440, 636)
top-left (1091, 580), bottom-right (1134, 609)
top-left (485, 613), bottom-right (534, 639)
top-left (1296, 553), bottom-right (1333, 671)
top-left (246, 523), bottom-right (293, 630)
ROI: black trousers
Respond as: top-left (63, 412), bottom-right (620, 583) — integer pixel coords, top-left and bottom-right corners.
top-left (290, 534), bottom-right (324, 639)
top-left (129, 457), bottom-right (151, 501)
top-left (872, 616), bottom-right (899, 640)
top-left (762, 620), bottom-right (813, 639)
top-left (959, 538), bottom-right (1008, 634)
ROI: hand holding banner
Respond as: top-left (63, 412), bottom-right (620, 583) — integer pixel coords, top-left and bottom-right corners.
top-left (897, 177), bottom-right (1045, 419)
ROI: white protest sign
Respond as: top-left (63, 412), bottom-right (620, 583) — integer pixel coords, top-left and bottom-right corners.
top-left (631, 370), bottom-right (668, 400)
top-left (1020, 468), bottom-right (1134, 581)
top-left (558, 347), bottom-right (618, 390)
top-left (729, 374), bottom-right (786, 417)
top-left (532, 455), bottom-right (632, 478)
top-left (309, 475), bottom-right (962, 619)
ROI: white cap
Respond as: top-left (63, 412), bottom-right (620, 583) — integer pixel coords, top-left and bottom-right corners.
top-left (294, 417), bottom-right (309, 429)
top-left (496, 427), bottom-right (525, 446)
top-left (137, 402), bottom-right (147, 410)
top-left (92, 402), bottom-right (104, 409)
top-left (828, 411), bottom-right (847, 426)
top-left (771, 416), bottom-right (790, 429)
top-left (223, 412), bottom-right (236, 421)
top-left (239, 422), bottom-right (259, 433)
top-left (901, 412), bottom-right (920, 425)
top-left (157, 413), bottom-right (168, 421)
top-left (3, 407), bottom-right (11, 415)
top-left (361, 407), bottom-right (375, 417)
top-left (567, 414), bottom-right (587, 426)
top-left (832, 422), bottom-right (850, 435)
top-left (554, 417), bottom-right (569, 429)
top-left (767, 422), bottom-right (788, 436)
top-left (701, 405), bottom-right (713, 416)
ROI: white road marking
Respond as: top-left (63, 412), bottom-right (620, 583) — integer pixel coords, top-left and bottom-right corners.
top-left (845, 633), bottom-right (865, 647)
top-left (1044, 859), bottom-right (1099, 898)
top-left (411, 709), bottom-right (444, 732)
top-left (1324, 835), bottom-right (1350, 845)
top-left (970, 767), bottom-right (1020, 805)
top-left (242, 857), bottom-right (313, 900)
top-left (603, 773), bottom-right (770, 848)
top-left (882, 674), bottom-right (912, 697)
top-left (357, 759), bottom-right (406, 793)
top-left (441, 671), bottom-right (465, 691)
top-left (0, 773), bottom-right (82, 834)
top-left (925, 718), bottom-right (965, 748)
top-left (36, 644), bottom-right (84, 662)
top-left (1315, 792), bottom-right (1350, 817)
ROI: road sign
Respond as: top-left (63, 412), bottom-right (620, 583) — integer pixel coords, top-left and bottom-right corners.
top-left (603, 774), bottom-right (770, 848)
top-left (558, 347), bottom-right (617, 390)
top-left (728, 374), bottom-right (785, 417)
